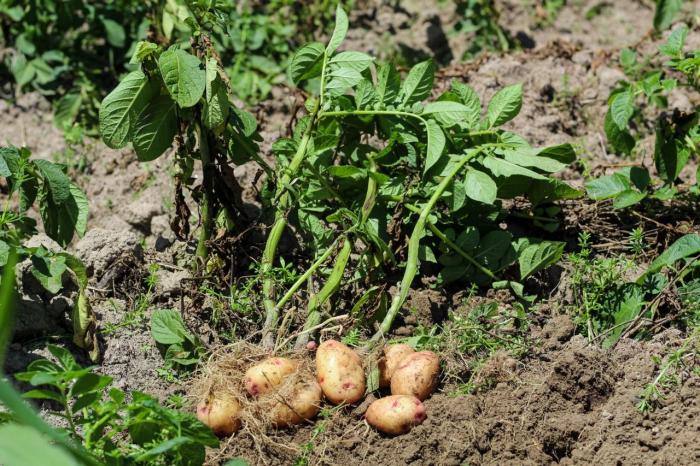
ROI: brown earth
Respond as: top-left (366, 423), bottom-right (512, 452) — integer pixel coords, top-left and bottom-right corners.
top-left (2, 0), bottom-right (700, 465)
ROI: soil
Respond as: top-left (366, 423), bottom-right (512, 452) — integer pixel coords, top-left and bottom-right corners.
top-left (3, 1), bottom-right (700, 465)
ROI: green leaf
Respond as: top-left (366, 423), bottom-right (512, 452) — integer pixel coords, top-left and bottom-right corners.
top-left (655, 128), bottom-right (690, 184)
top-left (33, 159), bottom-right (70, 204)
top-left (329, 51), bottom-right (372, 72)
top-left (610, 91), bottom-right (634, 130)
top-left (487, 84), bottom-right (522, 127)
top-left (54, 93), bottom-right (82, 131)
top-left (151, 309), bottom-right (189, 345)
top-left (585, 173), bottom-right (630, 200)
top-left (612, 189), bottom-right (646, 209)
top-left (501, 149), bottom-right (567, 172)
top-left (289, 43), bottom-right (325, 85)
top-left (130, 41), bottom-right (159, 64)
top-left (99, 70), bottom-right (156, 149)
top-left (325, 68), bottom-right (363, 95)
top-left (464, 168), bottom-right (497, 204)
top-left (401, 60), bottom-right (435, 105)
top-left (203, 79), bottom-right (229, 130)
top-left (158, 48), bottom-right (206, 108)
top-left (326, 5), bottom-right (349, 54)
top-left (659, 25), bottom-right (687, 57)
top-left (0, 424), bottom-right (80, 466)
top-left (424, 119), bottom-right (445, 174)
top-left (644, 234), bottom-right (700, 276)
top-left (603, 284), bottom-right (645, 348)
top-left (450, 80), bottom-right (480, 127)
top-left (423, 101), bottom-right (472, 127)
top-left (653, 0), bottom-right (683, 31)
top-left (222, 459), bottom-right (250, 466)
top-left (100, 18), bottom-right (126, 48)
top-left (41, 183), bottom-right (89, 246)
top-left (31, 254), bottom-right (66, 294)
top-left (71, 373), bottom-right (112, 397)
top-left (376, 62), bottom-right (400, 106)
top-left (604, 109), bottom-right (635, 155)
top-left (517, 240), bottom-right (564, 279)
top-left (328, 165), bottom-right (366, 179)
top-left (536, 143), bottom-right (576, 164)
top-left (133, 95), bottom-right (177, 162)
top-left (483, 155), bottom-right (547, 180)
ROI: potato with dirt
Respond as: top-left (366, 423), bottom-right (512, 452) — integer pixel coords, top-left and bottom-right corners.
top-left (365, 395), bottom-right (427, 435)
top-left (378, 343), bottom-right (415, 388)
top-left (244, 357), bottom-right (299, 396)
top-left (196, 393), bottom-right (242, 436)
top-left (315, 340), bottom-right (366, 405)
top-left (390, 351), bottom-right (439, 400)
top-left (268, 379), bottom-right (323, 427)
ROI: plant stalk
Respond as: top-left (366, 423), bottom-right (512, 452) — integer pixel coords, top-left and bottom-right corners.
top-left (365, 146), bottom-right (488, 348)
top-left (194, 123), bottom-right (214, 268)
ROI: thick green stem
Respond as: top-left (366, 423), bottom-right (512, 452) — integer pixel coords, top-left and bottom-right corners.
top-left (295, 237), bottom-right (352, 348)
top-left (366, 147), bottom-right (488, 348)
top-left (194, 123), bottom-right (214, 268)
top-left (260, 102), bottom-right (319, 347)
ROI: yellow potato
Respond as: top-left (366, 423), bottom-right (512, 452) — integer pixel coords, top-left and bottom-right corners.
top-left (365, 395), bottom-right (427, 435)
top-left (315, 339), bottom-right (365, 405)
top-left (378, 343), bottom-right (415, 388)
top-left (244, 357), bottom-right (299, 396)
top-left (196, 393), bottom-right (241, 436)
top-left (390, 351), bottom-right (439, 400)
top-left (269, 379), bottom-right (322, 427)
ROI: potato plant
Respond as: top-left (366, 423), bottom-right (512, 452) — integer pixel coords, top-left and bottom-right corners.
top-left (588, 25), bottom-right (699, 208)
top-left (98, 6), bottom-right (262, 267)
top-left (259, 6), bottom-right (580, 348)
top-left (0, 146), bottom-right (96, 360)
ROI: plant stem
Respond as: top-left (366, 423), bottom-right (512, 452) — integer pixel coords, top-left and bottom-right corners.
top-left (365, 146), bottom-right (489, 348)
top-left (194, 123), bottom-right (214, 268)
top-left (260, 102), bottom-right (319, 347)
top-left (295, 237), bottom-right (352, 348)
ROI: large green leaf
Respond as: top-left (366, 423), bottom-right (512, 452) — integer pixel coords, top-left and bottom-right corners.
top-left (40, 183), bottom-right (89, 247)
top-left (401, 60), bottom-right (434, 105)
top-left (517, 240), bottom-right (565, 279)
top-left (151, 309), bottom-right (189, 345)
top-left (0, 424), bottom-right (80, 466)
top-left (423, 101), bottom-right (473, 127)
top-left (99, 70), bottom-right (156, 149)
top-left (487, 84), bottom-right (522, 127)
top-left (133, 95), bottom-right (177, 162)
top-left (483, 155), bottom-right (547, 180)
top-left (33, 159), bottom-right (70, 204)
top-left (424, 119), bottom-right (445, 174)
top-left (326, 5), bottom-right (349, 54)
top-left (586, 173), bottom-right (630, 200)
top-left (329, 51), bottom-right (372, 72)
top-left (464, 168), bottom-right (497, 204)
top-left (158, 48), bottom-right (205, 108)
top-left (644, 234), bottom-right (700, 276)
top-left (288, 42), bottom-right (325, 85)
top-left (610, 91), bottom-right (634, 130)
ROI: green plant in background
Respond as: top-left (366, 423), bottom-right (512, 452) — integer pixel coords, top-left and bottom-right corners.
top-left (0, 0), bottom-right (157, 137)
top-left (257, 6), bottom-right (579, 348)
top-left (0, 146), bottom-right (97, 360)
top-left (98, 5), bottom-right (264, 268)
top-left (588, 25), bottom-right (699, 209)
top-left (451, 0), bottom-right (514, 60)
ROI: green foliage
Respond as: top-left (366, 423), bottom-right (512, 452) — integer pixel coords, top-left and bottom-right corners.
top-left (261, 6), bottom-right (579, 346)
top-left (590, 25), bottom-right (700, 209)
top-left (653, 0), bottom-right (683, 31)
top-left (151, 309), bottom-right (205, 371)
top-left (0, 146), bottom-right (96, 359)
top-left (451, 0), bottom-right (514, 60)
top-left (6, 345), bottom-right (218, 465)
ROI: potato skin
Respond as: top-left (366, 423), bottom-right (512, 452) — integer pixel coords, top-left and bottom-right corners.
top-left (365, 395), bottom-right (427, 435)
top-left (269, 380), bottom-right (322, 427)
top-left (196, 394), bottom-right (241, 436)
top-left (390, 351), bottom-right (439, 400)
top-left (315, 340), bottom-right (366, 405)
top-left (378, 343), bottom-right (415, 388)
top-left (244, 357), bottom-right (299, 396)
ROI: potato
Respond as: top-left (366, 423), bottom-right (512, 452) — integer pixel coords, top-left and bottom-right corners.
top-left (315, 339), bottom-right (365, 405)
top-left (378, 343), bottom-right (415, 388)
top-left (390, 351), bottom-right (439, 400)
top-left (365, 395), bottom-right (427, 435)
top-left (196, 393), bottom-right (241, 436)
top-left (269, 379), bottom-right (322, 427)
top-left (244, 357), bottom-right (299, 396)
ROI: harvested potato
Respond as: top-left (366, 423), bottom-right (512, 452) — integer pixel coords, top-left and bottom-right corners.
top-left (269, 379), bottom-right (322, 427)
top-left (315, 339), bottom-right (365, 405)
top-left (244, 357), bottom-right (299, 396)
top-left (378, 343), bottom-right (415, 388)
top-left (365, 395), bottom-right (427, 435)
top-left (196, 393), bottom-right (241, 436)
top-left (390, 351), bottom-right (439, 400)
